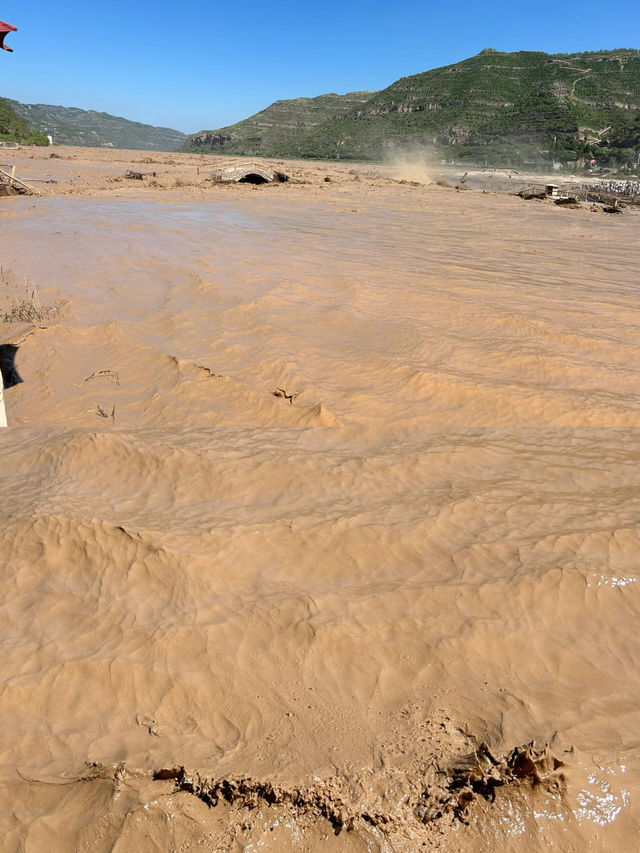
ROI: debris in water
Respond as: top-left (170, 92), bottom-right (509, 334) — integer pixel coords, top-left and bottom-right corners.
top-left (124, 169), bottom-right (157, 180)
top-left (273, 387), bottom-right (298, 404)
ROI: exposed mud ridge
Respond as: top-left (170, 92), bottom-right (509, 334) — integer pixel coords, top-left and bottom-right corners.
top-left (154, 742), bottom-right (565, 837)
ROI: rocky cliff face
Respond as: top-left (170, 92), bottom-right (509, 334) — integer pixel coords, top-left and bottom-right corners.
top-left (188, 132), bottom-right (236, 149)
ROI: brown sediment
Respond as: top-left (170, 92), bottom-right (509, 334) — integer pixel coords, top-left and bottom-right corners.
top-left (0, 145), bottom-right (637, 852)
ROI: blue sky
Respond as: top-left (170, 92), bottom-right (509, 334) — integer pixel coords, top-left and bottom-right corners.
top-left (0, 0), bottom-right (637, 133)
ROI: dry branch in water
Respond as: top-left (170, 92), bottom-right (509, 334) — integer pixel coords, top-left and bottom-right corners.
top-left (1, 273), bottom-right (62, 324)
top-left (96, 404), bottom-right (116, 421)
top-left (84, 369), bottom-right (120, 386)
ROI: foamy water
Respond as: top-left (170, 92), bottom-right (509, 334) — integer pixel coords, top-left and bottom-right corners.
top-left (0, 185), bottom-right (637, 851)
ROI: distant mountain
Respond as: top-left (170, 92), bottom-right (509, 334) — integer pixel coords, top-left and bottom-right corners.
top-left (182, 49), bottom-right (640, 166)
top-left (182, 91), bottom-right (375, 157)
top-left (6, 100), bottom-right (186, 151)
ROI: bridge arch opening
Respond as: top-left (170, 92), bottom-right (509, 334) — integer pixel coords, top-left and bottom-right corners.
top-left (238, 172), bottom-right (270, 184)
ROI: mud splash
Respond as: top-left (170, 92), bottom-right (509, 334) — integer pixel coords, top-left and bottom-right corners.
top-left (160, 741), bottom-right (566, 831)
top-left (3, 730), bottom-right (571, 852)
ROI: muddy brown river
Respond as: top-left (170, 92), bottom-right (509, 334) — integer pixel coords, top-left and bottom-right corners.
top-left (0, 152), bottom-right (637, 851)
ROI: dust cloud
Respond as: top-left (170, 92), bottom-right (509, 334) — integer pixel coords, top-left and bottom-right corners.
top-left (0, 146), bottom-right (637, 852)
top-left (382, 143), bottom-right (440, 184)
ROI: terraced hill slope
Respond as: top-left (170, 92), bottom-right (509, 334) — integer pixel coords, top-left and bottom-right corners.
top-left (183, 49), bottom-right (640, 166)
top-left (183, 91), bottom-right (374, 157)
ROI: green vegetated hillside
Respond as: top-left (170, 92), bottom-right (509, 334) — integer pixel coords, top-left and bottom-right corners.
top-left (183, 49), bottom-right (640, 167)
top-left (0, 98), bottom-right (48, 145)
top-left (6, 100), bottom-right (186, 150)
